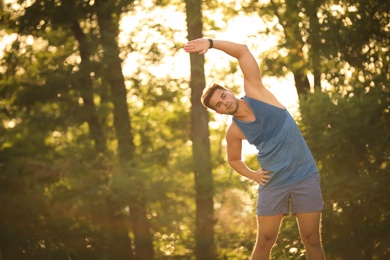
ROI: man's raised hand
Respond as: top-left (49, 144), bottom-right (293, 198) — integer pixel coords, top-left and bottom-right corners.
top-left (183, 38), bottom-right (210, 55)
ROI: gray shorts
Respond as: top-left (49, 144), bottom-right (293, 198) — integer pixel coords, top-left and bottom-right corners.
top-left (256, 174), bottom-right (324, 216)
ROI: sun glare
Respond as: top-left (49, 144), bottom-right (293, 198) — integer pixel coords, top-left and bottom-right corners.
top-left (119, 5), bottom-right (298, 111)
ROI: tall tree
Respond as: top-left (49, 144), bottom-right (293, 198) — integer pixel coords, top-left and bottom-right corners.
top-left (184, 0), bottom-right (215, 259)
top-left (0, 1), bottom-right (99, 257)
top-left (0, 0), bottom-right (156, 258)
top-left (94, 0), bottom-right (153, 258)
top-left (70, 17), bottom-right (107, 155)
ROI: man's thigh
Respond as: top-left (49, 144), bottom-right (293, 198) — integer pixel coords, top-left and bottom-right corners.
top-left (257, 186), bottom-right (290, 216)
top-left (290, 174), bottom-right (324, 214)
top-left (256, 214), bottom-right (284, 240)
top-left (295, 211), bottom-right (323, 240)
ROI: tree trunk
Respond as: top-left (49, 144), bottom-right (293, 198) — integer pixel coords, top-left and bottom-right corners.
top-left (306, 0), bottom-right (322, 92)
top-left (184, 1), bottom-right (216, 259)
top-left (94, 0), bottom-right (153, 259)
top-left (71, 21), bottom-right (107, 154)
top-left (293, 71), bottom-right (311, 97)
top-left (272, 0), bottom-right (312, 97)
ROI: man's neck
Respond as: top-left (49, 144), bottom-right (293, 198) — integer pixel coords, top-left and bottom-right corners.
top-left (233, 99), bottom-right (255, 122)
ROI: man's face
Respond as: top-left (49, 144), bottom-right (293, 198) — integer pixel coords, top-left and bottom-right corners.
top-left (209, 89), bottom-right (238, 115)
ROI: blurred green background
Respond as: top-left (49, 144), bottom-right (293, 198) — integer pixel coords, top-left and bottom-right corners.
top-left (0, 0), bottom-right (389, 259)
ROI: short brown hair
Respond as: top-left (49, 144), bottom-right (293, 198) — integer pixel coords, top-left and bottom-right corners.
top-left (201, 83), bottom-right (227, 110)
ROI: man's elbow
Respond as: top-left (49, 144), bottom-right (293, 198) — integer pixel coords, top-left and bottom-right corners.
top-left (228, 160), bottom-right (233, 167)
top-left (228, 159), bottom-right (241, 167)
top-left (238, 44), bottom-right (250, 55)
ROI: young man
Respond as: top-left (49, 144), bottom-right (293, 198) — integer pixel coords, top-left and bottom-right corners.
top-left (184, 39), bottom-right (325, 260)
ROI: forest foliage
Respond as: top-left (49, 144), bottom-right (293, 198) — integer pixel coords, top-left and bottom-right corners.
top-left (0, 0), bottom-right (389, 259)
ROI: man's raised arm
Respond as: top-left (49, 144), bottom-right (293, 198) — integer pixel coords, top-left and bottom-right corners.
top-left (184, 38), bottom-right (264, 93)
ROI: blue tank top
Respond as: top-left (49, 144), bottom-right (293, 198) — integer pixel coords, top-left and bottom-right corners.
top-left (232, 96), bottom-right (318, 190)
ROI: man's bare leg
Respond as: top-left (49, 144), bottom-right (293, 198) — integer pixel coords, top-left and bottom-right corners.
top-left (251, 214), bottom-right (284, 260)
top-left (296, 211), bottom-right (325, 260)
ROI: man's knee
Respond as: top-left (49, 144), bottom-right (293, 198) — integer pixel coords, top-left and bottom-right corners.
top-left (256, 233), bottom-right (278, 249)
top-left (300, 232), bottom-right (321, 248)
top-left (254, 214), bottom-right (284, 253)
top-left (296, 211), bottom-right (323, 249)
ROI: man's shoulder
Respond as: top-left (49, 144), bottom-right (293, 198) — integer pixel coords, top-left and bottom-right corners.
top-left (246, 87), bottom-right (285, 109)
top-left (226, 122), bottom-right (245, 141)
top-left (243, 81), bottom-right (265, 97)
top-left (226, 121), bottom-right (236, 132)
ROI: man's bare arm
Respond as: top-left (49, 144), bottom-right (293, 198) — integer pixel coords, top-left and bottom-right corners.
top-left (226, 123), bottom-right (270, 185)
top-left (184, 39), bottom-right (264, 95)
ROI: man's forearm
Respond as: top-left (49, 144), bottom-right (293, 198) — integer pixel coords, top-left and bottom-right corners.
top-left (212, 40), bottom-right (249, 60)
top-left (228, 159), bottom-right (257, 180)
top-left (229, 159), bottom-right (270, 185)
